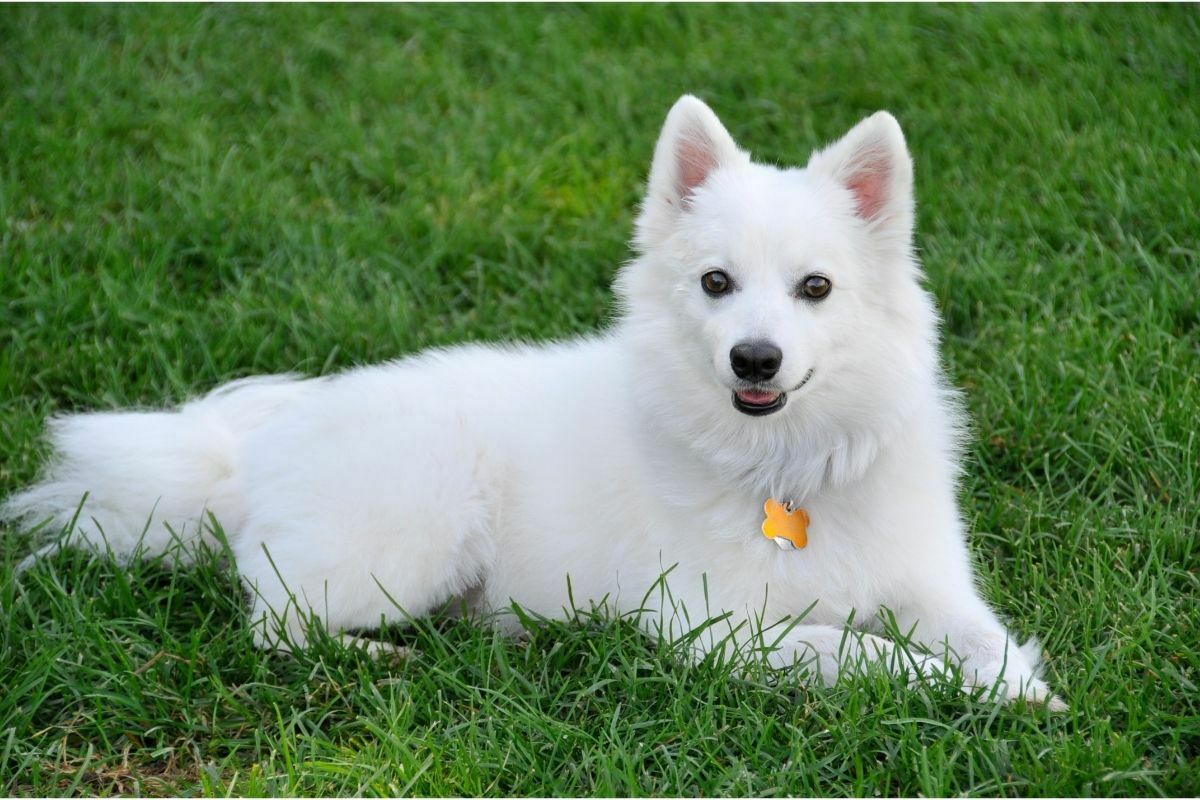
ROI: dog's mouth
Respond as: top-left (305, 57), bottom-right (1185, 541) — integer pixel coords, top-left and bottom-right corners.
top-left (731, 369), bottom-right (814, 417)
top-left (733, 388), bottom-right (786, 416)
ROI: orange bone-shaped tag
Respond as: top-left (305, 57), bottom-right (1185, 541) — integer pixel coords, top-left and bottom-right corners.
top-left (761, 499), bottom-right (809, 550)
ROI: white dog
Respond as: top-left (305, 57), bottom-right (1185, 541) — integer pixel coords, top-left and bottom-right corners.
top-left (3, 96), bottom-right (1063, 708)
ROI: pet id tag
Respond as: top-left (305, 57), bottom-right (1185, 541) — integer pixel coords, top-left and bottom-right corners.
top-left (761, 498), bottom-right (809, 550)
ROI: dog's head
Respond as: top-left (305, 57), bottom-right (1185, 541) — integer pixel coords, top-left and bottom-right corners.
top-left (616, 96), bottom-right (945, 492)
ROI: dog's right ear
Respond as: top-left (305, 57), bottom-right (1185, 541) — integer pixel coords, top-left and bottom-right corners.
top-left (635, 95), bottom-right (747, 251)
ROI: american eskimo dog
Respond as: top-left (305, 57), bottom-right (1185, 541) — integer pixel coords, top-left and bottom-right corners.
top-left (3, 96), bottom-right (1063, 708)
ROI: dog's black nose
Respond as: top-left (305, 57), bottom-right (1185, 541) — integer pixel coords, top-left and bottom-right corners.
top-left (730, 341), bottom-right (783, 382)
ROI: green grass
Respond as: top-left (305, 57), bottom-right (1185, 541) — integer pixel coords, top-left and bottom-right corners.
top-left (1, 4), bottom-right (1197, 796)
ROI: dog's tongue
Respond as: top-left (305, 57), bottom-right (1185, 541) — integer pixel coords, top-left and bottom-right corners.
top-left (736, 389), bottom-right (781, 406)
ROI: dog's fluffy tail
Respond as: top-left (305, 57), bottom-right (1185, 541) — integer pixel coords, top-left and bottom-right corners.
top-left (2, 375), bottom-right (314, 564)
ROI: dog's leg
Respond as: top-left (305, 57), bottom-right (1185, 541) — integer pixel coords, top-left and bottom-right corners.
top-left (891, 586), bottom-right (1067, 710)
top-left (230, 402), bottom-right (498, 656)
top-left (639, 576), bottom-right (948, 687)
top-left (674, 610), bottom-right (948, 687)
top-left (762, 624), bottom-right (949, 686)
top-left (855, 452), bottom-right (1066, 708)
top-left (237, 501), bottom-right (495, 656)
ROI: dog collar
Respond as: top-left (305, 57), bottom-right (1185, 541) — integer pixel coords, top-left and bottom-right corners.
top-left (761, 498), bottom-right (809, 550)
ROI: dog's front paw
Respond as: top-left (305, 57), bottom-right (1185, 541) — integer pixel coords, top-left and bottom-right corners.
top-left (1010, 678), bottom-right (1068, 712)
top-left (961, 640), bottom-right (1066, 711)
top-left (976, 669), bottom-right (1067, 712)
top-left (1044, 694), bottom-right (1069, 712)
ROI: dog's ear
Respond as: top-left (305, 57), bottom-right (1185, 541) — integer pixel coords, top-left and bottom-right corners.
top-left (808, 112), bottom-right (915, 247)
top-left (635, 95), bottom-right (747, 251)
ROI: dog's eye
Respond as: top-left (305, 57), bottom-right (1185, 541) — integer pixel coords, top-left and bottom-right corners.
top-left (797, 274), bottom-right (832, 301)
top-left (701, 270), bottom-right (732, 297)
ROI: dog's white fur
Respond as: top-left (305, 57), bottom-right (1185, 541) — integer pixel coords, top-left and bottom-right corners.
top-left (3, 96), bottom-right (1062, 707)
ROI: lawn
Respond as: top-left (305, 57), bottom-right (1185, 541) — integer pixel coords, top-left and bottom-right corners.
top-left (1, 4), bottom-right (1197, 796)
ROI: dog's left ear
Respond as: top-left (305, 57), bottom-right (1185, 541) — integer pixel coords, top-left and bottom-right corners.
top-left (808, 112), bottom-right (915, 247)
top-left (635, 95), bottom-right (749, 251)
